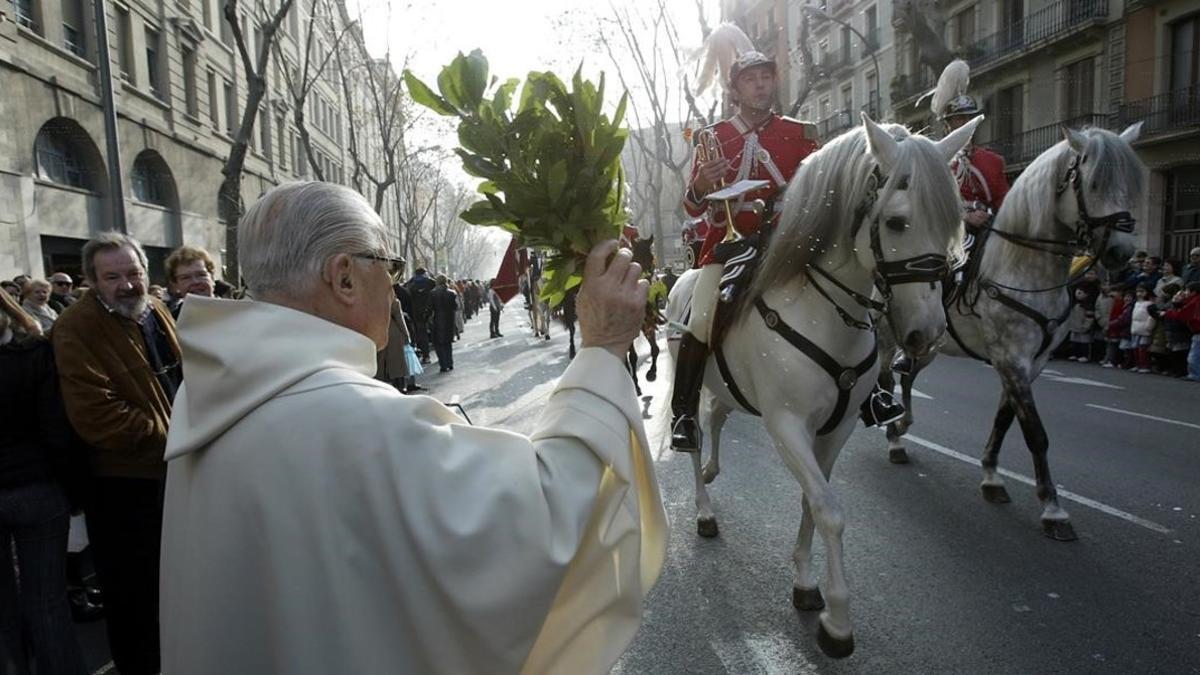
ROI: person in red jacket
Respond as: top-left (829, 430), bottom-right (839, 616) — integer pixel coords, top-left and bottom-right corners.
top-left (947, 101), bottom-right (1009, 232)
top-left (670, 29), bottom-right (820, 452)
top-left (1163, 281), bottom-right (1200, 380)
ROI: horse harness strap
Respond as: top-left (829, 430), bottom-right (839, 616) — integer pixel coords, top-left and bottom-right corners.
top-left (712, 299), bottom-right (877, 436)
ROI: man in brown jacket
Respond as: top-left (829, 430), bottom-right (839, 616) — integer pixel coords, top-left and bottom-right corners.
top-left (53, 232), bottom-right (181, 675)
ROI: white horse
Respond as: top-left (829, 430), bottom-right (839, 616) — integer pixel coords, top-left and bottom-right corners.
top-left (878, 123), bottom-right (1143, 541)
top-left (665, 114), bottom-right (980, 658)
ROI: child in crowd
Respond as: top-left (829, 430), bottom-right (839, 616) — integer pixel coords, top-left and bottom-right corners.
top-left (1093, 283), bottom-right (1114, 363)
top-left (1101, 287), bottom-right (1130, 368)
top-left (1129, 284), bottom-right (1156, 373)
top-left (1163, 282), bottom-right (1200, 381)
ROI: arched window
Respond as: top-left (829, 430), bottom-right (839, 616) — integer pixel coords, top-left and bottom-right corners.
top-left (33, 118), bottom-right (104, 191)
top-left (130, 149), bottom-right (178, 209)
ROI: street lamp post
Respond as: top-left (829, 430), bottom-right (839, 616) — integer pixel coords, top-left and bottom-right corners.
top-left (802, 6), bottom-right (881, 119)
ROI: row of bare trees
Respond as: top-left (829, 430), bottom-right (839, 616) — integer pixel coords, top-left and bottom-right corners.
top-left (215, 0), bottom-right (496, 284)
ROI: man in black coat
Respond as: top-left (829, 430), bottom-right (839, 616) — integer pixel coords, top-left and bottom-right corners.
top-left (406, 268), bottom-right (436, 364)
top-left (430, 275), bottom-right (459, 372)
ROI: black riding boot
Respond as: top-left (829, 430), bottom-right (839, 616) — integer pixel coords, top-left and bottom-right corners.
top-left (671, 333), bottom-right (709, 452)
top-left (859, 383), bottom-right (906, 428)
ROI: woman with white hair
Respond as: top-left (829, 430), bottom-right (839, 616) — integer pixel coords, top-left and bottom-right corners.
top-left (160, 181), bottom-right (666, 675)
top-left (21, 278), bottom-right (58, 333)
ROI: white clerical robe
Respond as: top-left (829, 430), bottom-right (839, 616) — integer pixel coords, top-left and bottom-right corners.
top-left (160, 297), bottom-right (667, 674)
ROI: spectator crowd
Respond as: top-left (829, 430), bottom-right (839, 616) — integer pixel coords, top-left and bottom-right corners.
top-left (2, 230), bottom-right (509, 674)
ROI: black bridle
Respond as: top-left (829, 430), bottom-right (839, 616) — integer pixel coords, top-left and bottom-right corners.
top-left (807, 165), bottom-right (949, 331)
top-left (982, 153), bottom-right (1136, 294)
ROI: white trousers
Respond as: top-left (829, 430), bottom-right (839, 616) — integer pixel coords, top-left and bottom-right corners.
top-left (686, 264), bottom-right (724, 345)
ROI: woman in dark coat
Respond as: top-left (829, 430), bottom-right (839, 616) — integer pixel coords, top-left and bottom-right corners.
top-left (0, 291), bottom-right (87, 674)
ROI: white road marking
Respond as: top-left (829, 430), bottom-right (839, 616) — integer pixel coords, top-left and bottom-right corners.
top-left (1043, 369), bottom-right (1063, 376)
top-left (901, 433), bottom-right (1173, 535)
top-left (711, 633), bottom-right (818, 674)
top-left (1044, 376), bottom-right (1124, 390)
top-left (1085, 404), bottom-right (1200, 431)
top-left (92, 663), bottom-right (116, 675)
top-left (894, 385), bottom-right (933, 400)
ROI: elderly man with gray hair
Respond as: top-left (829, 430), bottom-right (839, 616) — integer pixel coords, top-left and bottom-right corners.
top-left (160, 181), bottom-right (667, 674)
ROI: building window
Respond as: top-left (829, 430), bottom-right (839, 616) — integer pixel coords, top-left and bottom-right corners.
top-left (259, 114), bottom-right (271, 158)
top-left (865, 6), bottom-right (878, 46)
top-left (277, 117), bottom-right (287, 170)
top-left (1063, 57), bottom-right (1094, 120)
top-left (953, 7), bottom-right (975, 51)
top-left (183, 46), bottom-right (199, 117)
top-left (145, 26), bottom-right (163, 98)
top-left (994, 84), bottom-right (1023, 138)
top-left (12, 0), bottom-right (37, 31)
top-left (1170, 16), bottom-right (1199, 92)
top-left (207, 69), bottom-right (219, 126)
top-left (131, 150), bottom-right (177, 208)
top-left (61, 0), bottom-right (85, 57)
top-left (224, 81), bottom-right (237, 135)
top-left (117, 6), bottom-right (134, 81)
top-left (34, 119), bottom-right (100, 190)
top-left (840, 84), bottom-right (853, 111)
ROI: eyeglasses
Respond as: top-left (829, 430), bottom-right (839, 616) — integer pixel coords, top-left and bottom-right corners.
top-left (352, 253), bottom-right (406, 283)
top-left (52, 281), bottom-right (72, 287)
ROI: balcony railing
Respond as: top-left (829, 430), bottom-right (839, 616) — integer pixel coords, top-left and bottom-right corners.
top-left (813, 52), bottom-right (853, 81)
top-left (861, 95), bottom-right (881, 120)
top-left (817, 109), bottom-right (855, 140)
top-left (985, 113), bottom-right (1108, 166)
top-left (963, 0), bottom-right (1108, 73)
top-left (1112, 86), bottom-right (1200, 138)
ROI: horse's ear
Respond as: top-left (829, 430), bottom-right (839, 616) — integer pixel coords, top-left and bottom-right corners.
top-left (1063, 127), bottom-right (1087, 154)
top-left (1119, 121), bottom-right (1143, 144)
top-left (862, 113), bottom-right (899, 174)
top-left (935, 115), bottom-right (983, 163)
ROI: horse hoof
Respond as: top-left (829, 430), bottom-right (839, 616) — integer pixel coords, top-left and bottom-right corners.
top-left (981, 484), bottom-right (1012, 504)
top-left (697, 518), bottom-right (719, 538)
top-left (646, 369), bottom-right (657, 382)
top-left (792, 587), bottom-right (825, 611)
top-left (816, 623), bottom-right (855, 659)
top-left (888, 447), bottom-right (910, 464)
top-left (1042, 519), bottom-right (1078, 542)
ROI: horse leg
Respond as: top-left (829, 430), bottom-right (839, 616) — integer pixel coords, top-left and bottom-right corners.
top-left (767, 413), bottom-right (854, 658)
top-left (999, 367), bottom-right (1077, 541)
top-left (627, 345), bottom-right (641, 396)
top-left (645, 327), bottom-right (659, 382)
top-left (693, 393), bottom-right (719, 537)
top-left (792, 429), bottom-right (846, 612)
top-left (701, 400), bottom-right (730, 484)
top-left (980, 393), bottom-right (1016, 504)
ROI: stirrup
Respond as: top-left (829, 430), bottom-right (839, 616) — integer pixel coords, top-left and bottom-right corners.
top-left (860, 386), bottom-right (905, 428)
top-left (671, 415), bottom-right (699, 453)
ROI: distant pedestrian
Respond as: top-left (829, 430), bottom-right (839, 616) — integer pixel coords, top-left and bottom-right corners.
top-left (488, 279), bottom-right (504, 338)
top-left (164, 246), bottom-right (217, 318)
top-left (431, 275), bottom-right (458, 372)
top-left (406, 268), bottom-right (435, 364)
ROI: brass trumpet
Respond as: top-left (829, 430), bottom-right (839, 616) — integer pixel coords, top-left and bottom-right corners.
top-left (694, 128), bottom-right (736, 241)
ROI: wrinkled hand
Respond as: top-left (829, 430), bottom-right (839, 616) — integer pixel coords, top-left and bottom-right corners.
top-left (692, 158), bottom-right (731, 197)
top-left (578, 240), bottom-right (649, 361)
top-left (963, 209), bottom-right (990, 227)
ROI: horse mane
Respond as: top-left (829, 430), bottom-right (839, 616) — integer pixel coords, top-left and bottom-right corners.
top-left (743, 123), bottom-right (962, 316)
top-left (992, 125), bottom-right (1146, 272)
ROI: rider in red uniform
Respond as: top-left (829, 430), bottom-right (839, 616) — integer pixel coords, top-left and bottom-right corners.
top-left (945, 94), bottom-right (1010, 232)
top-left (670, 38), bottom-right (820, 452)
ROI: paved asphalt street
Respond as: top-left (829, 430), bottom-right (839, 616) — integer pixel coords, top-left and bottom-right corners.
top-left (78, 302), bottom-right (1197, 674)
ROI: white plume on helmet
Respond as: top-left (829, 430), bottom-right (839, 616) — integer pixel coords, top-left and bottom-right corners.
top-left (694, 23), bottom-right (756, 95)
top-left (927, 59), bottom-right (971, 117)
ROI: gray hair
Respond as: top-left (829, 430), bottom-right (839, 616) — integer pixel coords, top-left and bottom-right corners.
top-left (238, 181), bottom-right (388, 297)
top-left (82, 232), bottom-right (149, 283)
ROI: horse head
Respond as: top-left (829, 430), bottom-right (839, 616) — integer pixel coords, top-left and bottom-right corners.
top-left (630, 235), bottom-right (655, 275)
top-left (1060, 123), bottom-right (1144, 271)
top-left (856, 114), bottom-right (982, 358)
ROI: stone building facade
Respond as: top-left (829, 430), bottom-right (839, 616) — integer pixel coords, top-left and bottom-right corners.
top-left (0, 0), bottom-right (397, 281)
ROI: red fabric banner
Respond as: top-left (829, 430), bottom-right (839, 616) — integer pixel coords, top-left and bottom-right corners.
top-left (491, 237), bottom-right (521, 304)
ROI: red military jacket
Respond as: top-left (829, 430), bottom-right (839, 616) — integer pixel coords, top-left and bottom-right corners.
top-left (683, 114), bottom-right (819, 267)
top-left (954, 145), bottom-right (1010, 213)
